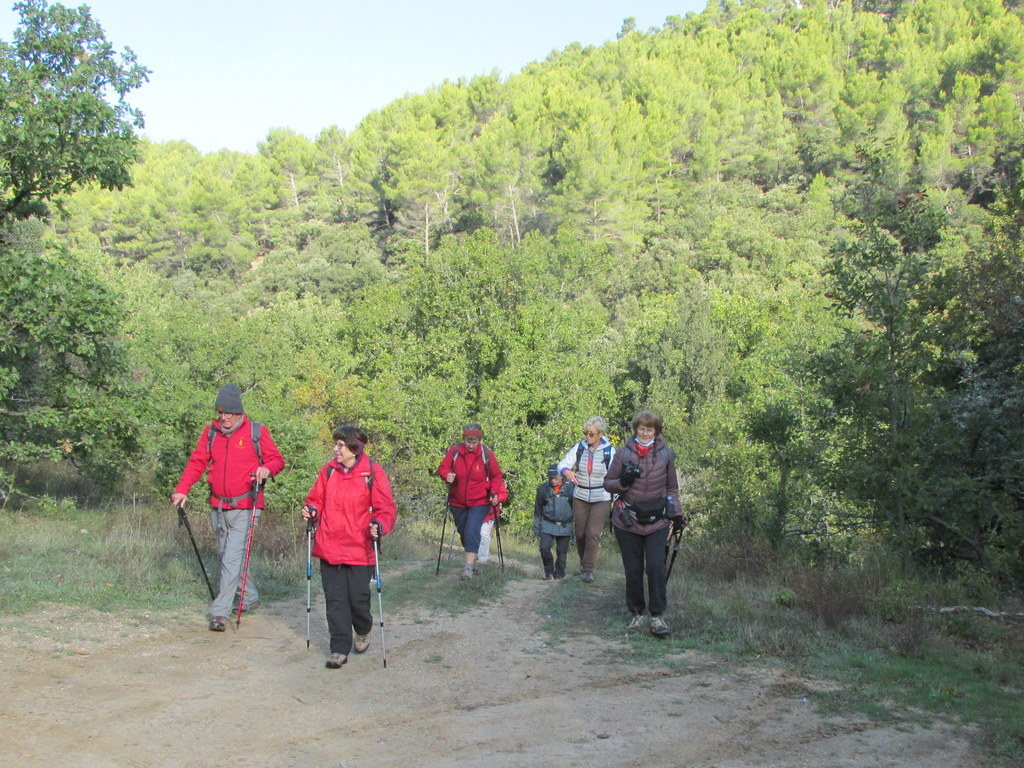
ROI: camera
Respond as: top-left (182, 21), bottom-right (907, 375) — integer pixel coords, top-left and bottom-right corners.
top-left (621, 462), bottom-right (643, 486)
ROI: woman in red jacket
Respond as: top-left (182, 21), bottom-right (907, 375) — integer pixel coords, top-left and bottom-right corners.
top-left (436, 423), bottom-right (507, 581)
top-left (302, 425), bottom-right (397, 669)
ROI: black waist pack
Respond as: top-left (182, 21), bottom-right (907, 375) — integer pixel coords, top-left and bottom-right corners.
top-left (625, 497), bottom-right (668, 525)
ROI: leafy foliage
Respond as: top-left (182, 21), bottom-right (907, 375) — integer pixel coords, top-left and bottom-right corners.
top-left (0, 225), bottom-right (139, 484)
top-left (0, 0), bottom-right (148, 224)
top-left (8, 0), bottom-right (1024, 583)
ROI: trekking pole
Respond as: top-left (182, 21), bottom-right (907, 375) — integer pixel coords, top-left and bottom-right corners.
top-left (304, 505), bottom-right (317, 649)
top-left (446, 526), bottom-right (457, 561)
top-left (492, 503), bottom-right (505, 573)
top-left (666, 524), bottom-right (683, 580)
top-left (236, 474), bottom-right (261, 630)
top-left (435, 504), bottom-right (448, 575)
top-left (373, 537), bottom-right (387, 669)
top-left (176, 503), bottom-right (215, 600)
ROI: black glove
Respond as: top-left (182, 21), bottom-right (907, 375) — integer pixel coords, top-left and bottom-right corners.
top-left (620, 462), bottom-right (643, 487)
top-left (671, 515), bottom-right (686, 533)
top-left (303, 505), bottom-right (318, 532)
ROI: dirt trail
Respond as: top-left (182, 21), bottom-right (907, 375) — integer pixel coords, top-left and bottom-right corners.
top-left (0, 572), bottom-right (974, 768)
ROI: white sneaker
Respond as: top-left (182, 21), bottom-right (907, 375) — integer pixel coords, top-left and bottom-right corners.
top-left (626, 614), bottom-right (647, 633)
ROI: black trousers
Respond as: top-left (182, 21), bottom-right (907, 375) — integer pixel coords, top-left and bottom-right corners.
top-left (539, 533), bottom-right (570, 577)
top-left (319, 561), bottom-right (374, 655)
top-left (613, 525), bottom-right (670, 616)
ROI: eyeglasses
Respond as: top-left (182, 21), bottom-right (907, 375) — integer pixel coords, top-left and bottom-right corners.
top-left (583, 431), bottom-right (601, 437)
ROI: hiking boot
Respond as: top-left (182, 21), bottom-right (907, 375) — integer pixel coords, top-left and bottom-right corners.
top-left (353, 634), bottom-right (370, 654)
top-left (650, 615), bottom-right (671, 638)
top-left (626, 614), bottom-right (647, 633)
top-left (542, 572), bottom-right (554, 581)
top-left (239, 601), bottom-right (260, 614)
top-left (473, 562), bottom-right (483, 575)
top-left (581, 573), bottom-right (594, 583)
top-left (208, 616), bottom-right (226, 632)
top-left (460, 567), bottom-right (474, 581)
top-left (325, 653), bottom-right (347, 669)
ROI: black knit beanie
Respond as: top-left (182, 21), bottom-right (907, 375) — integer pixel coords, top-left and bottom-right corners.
top-left (215, 383), bottom-right (244, 414)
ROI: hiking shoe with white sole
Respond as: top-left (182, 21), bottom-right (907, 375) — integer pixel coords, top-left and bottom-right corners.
top-left (460, 567), bottom-right (474, 581)
top-left (650, 615), bottom-right (671, 638)
top-left (208, 616), bottom-right (226, 632)
top-left (353, 634), bottom-right (370, 654)
top-left (326, 653), bottom-right (347, 669)
top-left (626, 614), bottom-right (647, 633)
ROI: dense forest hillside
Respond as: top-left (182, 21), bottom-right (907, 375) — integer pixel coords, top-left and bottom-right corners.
top-left (3, 0), bottom-right (1024, 583)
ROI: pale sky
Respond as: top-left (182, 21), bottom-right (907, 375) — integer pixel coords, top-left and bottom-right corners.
top-left (1, 0), bottom-right (708, 154)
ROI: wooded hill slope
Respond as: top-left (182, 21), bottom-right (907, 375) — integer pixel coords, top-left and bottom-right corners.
top-left (6, 0), bottom-right (1024, 583)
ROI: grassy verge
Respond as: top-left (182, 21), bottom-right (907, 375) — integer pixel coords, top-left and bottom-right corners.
top-left (532, 540), bottom-right (1024, 767)
top-left (0, 498), bottom-right (309, 614)
top-left (0, 498), bottom-right (523, 617)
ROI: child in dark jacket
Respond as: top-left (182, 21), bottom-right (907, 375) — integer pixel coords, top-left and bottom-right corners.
top-left (533, 465), bottom-right (575, 580)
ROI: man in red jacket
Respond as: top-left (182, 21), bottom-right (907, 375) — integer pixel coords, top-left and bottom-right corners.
top-left (172, 383), bottom-right (285, 631)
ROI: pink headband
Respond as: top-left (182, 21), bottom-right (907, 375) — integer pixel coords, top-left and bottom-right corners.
top-left (463, 429), bottom-right (482, 437)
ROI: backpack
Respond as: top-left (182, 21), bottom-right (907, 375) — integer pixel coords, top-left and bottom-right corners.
top-left (206, 420), bottom-right (265, 507)
top-left (326, 458), bottom-right (376, 496)
top-left (541, 484), bottom-right (574, 524)
top-left (573, 442), bottom-right (612, 473)
top-left (324, 460), bottom-right (380, 544)
top-left (449, 443), bottom-right (494, 482)
top-left (207, 420), bottom-right (263, 465)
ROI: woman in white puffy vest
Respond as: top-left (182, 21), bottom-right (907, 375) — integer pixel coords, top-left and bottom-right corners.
top-left (556, 416), bottom-right (615, 583)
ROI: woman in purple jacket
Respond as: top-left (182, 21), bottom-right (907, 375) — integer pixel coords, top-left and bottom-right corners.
top-left (603, 411), bottom-right (685, 638)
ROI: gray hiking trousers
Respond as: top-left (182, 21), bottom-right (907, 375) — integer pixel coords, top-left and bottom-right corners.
top-left (209, 506), bottom-right (261, 618)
